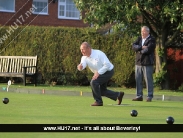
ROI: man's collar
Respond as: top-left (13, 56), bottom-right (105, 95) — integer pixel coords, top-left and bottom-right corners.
top-left (143, 35), bottom-right (150, 40)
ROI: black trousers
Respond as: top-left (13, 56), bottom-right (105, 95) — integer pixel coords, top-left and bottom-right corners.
top-left (90, 69), bottom-right (119, 104)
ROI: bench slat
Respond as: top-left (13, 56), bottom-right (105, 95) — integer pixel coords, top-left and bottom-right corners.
top-left (7, 56), bottom-right (37, 73)
top-left (0, 58), bottom-right (10, 72)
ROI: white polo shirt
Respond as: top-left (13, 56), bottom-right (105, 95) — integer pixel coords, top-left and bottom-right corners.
top-left (79, 49), bottom-right (114, 75)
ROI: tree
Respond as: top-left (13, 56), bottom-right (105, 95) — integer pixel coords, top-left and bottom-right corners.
top-left (74, 0), bottom-right (183, 89)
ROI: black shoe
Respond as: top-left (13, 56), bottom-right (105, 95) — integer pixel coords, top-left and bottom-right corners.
top-left (132, 97), bottom-right (143, 101)
top-left (146, 98), bottom-right (152, 102)
top-left (117, 92), bottom-right (124, 105)
top-left (91, 102), bottom-right (103, 106)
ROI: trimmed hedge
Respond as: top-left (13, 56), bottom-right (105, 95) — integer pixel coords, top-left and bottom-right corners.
top-left (0, 26), bottom-right (135, 87)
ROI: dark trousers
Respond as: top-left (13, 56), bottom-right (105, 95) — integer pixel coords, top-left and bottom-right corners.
top-left (90, 69), bottom-right (119, 104)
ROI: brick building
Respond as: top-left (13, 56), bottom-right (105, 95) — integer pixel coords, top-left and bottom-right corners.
top-left (0, 0), bottom-right (89, 27)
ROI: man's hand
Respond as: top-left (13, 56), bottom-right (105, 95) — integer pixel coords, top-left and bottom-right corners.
top-left (142, 46), bottom-right (148, 49)
top-left (77, 63), bottom-right (83, 71)
top-left (92, 72), bottom-right (99, 80)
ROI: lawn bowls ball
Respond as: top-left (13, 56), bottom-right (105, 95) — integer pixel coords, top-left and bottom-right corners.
top-left (131, 110), bottom-right (138, 117)
top-left (166, 116), bottom-right (174, 124)
top-left (2, 98), bottom-right (9, 104)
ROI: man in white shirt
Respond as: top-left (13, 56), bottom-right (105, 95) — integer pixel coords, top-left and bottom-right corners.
top-left (77, 42), bottom-right (124, 106)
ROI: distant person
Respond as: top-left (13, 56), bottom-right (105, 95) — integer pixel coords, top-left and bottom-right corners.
top-left (77, 42), bottom-right (124, 106)
top-left (132, 26), bottom-right (156, 102)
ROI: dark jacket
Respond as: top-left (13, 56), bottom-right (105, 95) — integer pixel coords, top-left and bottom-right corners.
top-left (132, 35), bottom-right (156, 66)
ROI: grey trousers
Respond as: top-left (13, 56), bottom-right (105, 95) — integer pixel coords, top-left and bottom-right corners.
top-left (135, 65), bottom-right (154, 99)
top-left (90, 69), bottom-right (119, 104)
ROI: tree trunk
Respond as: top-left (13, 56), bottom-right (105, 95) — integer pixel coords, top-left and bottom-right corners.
top-left (155, 37), bottom-right (170, 89)
top-left (163, 46), bottom-right (170, 89)
top-left (155, 46), bottom-right (163, 89)
top-left (155, 47), bottom-right (161, 74)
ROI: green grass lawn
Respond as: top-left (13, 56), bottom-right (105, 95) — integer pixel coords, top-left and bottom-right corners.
top-left (1, 83), bottom-right (183, 96)
top-left (0, 90), bottom-right (183, 138)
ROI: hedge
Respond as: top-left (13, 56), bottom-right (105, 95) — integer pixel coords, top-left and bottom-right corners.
top-left (0, 26), bottom-right (135, 87)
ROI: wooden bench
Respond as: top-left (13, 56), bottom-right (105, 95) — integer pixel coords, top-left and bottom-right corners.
top-left (0, 56), bottom-right (38, 86)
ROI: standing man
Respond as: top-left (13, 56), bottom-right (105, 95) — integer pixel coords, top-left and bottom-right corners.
top-left (132, 26), bottom-right (156, 102)
top-left (77, 42), bottom-right (124, 106)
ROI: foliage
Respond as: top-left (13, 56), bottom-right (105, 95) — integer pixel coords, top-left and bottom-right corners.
top-left (75, 0), bottom-right (183, 34)
top-left (153, 62), bottom-right (167, 88)
top-left (112, 33), bottom-right (136, 87)
top-left (178, 83), bottom-right (183, 92)
top-left (0, 26), bottom-right (96, 85)
top-left (74, 0), bottom-right (183, 89)
top-left (167, 48), bottom-right (183, 89)
top-left (75, 0), bottom-right (183, 32)
top-left (0, 26), bottom-right (135, 87)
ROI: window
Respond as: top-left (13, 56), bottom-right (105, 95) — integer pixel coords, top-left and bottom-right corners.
top-left (33, 0), bottom-right (48, 15)
top-left (0, 0), bottom-right (15, 12)
top-left (58, 0), bottom-right (80, 20)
